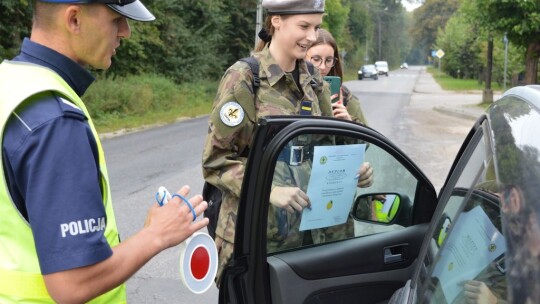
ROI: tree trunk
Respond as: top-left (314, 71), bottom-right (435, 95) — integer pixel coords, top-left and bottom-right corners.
top-left (483, 35), bottom-right (494, 103)
top-left (524, 42), bottom-right (540, 84)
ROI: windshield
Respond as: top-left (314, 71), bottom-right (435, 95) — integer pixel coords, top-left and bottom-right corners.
top-left (414, 123), bottom-right (507, 304)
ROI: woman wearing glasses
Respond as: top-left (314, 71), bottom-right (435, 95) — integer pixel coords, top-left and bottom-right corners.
top-left (203, 0), bottom-right (376, 287)
top-left (202, 0), bottom-right (332, 287)
top-left (306, 29), bottom-right (368, 125)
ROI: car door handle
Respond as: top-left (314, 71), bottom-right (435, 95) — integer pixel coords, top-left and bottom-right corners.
top-left (384, 244), bottom-right (408, 264)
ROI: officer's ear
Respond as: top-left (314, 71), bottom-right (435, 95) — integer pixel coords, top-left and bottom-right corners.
top-left (63, 5), bottom-right (83, 34)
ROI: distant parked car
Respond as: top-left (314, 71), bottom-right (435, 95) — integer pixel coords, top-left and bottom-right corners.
top-left (358, 64), bottom-right (379, 80)
top-left (375, 61), bottom-right (389, 76)
top-left (400, 62), bottom-right (408, 69)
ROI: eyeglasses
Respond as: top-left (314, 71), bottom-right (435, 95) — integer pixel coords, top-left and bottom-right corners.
top-left (310, 56), bottom-right (337, 68)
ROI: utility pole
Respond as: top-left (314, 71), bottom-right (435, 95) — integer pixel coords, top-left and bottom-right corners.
top-left (365, 40), bottom-right (369, 64)
top-left (377, 14), bottom-right (381, 60)
top-left (364, 3), bottom-right (370, 64)
top-left (255, 0), bottom-right (262, 49)
top-left (377, 7), bottom-right (388, 61)
top-left (503, 33), bottom-right (508, 91)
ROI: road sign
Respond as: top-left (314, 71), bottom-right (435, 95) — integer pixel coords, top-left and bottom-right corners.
top-left (179, 232), bottom-right (218, 294)
top-left (436, 49), bottom-right (445, 59)
top-left (431, 50), bottom-right (437, 58)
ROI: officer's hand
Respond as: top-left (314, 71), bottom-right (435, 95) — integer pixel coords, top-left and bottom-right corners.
top-left (357, 162), bottom-right (374, 188)
top-left (463, 280), bottom-right (498, 304)
top-left (144, 185), bottom-right (209, 250)
top-left (332, 97), bottom-right (352, 121)
top-left (270, 186), bottom-right (311, 214)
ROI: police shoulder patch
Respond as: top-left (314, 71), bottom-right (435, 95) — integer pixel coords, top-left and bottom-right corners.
top-left (219, 101), bottom-right (245, 127)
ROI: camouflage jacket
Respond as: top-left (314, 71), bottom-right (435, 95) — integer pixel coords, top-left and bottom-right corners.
top-left (202, 46), bottom-right (333, 244)
top-left (342, 85), bottom-right (368, 125)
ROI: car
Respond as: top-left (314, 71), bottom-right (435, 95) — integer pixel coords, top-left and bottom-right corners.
top-left (219, 86), bottom-right (540, 304)
top-left (375, 60), bottom-right (389, 76)
top-left (400, 62), bottom-right (409, 69)
top-left (358, 64), bottom-right (379, 80)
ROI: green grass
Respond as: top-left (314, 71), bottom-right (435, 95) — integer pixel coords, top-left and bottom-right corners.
top-left (84, 74), bottom-right (218, 133)
top-left (90, 66), bottom-right (495, 134)
top-left (87, 69), bottom-right (361, 134)
top-left (427, 66), bottom-right (503, 92)
top-left (343, 67), bottom-right (358, 82)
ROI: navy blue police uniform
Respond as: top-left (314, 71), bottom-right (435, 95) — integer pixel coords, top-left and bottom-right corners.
top-left (2, 38), bottom-right (112, 274)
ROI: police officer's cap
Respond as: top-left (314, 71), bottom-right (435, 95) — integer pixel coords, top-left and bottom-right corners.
top-left (39, 0), bottom-right (155, 22)
top-left (262, 0), bottom-right (325, 15)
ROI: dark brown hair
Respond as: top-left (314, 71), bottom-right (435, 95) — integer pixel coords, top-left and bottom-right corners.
top-left (309, 28), bottom-right (343, 79)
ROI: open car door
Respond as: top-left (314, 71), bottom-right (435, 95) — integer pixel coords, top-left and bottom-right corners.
top-left (219, 116), bottom-right (439, 304)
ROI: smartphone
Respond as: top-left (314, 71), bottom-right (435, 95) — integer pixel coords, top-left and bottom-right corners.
top-left (323, 76), bottom-right (341, 103)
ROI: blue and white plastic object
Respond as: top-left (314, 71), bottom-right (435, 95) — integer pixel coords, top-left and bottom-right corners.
top-left (156, 186), bottom-right (172, 206)
top-left (155, 186), bottom-right (196, 221)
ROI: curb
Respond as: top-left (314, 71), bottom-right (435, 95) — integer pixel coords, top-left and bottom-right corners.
top-left (99, 114), bottom-right (210, 140)
top-left (433, 106), bottom-right (482, 121)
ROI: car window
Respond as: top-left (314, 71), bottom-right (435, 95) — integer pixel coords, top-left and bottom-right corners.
top-left (266, 133), bottom-right (420, 254)
top-left (414, 121), bottom-right (506, 304)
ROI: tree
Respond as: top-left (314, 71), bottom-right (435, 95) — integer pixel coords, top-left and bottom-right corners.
top-left (410, 0), bottom-right (460, 64)
top-left (0, 0), bottom-right (415, 83)
top-left (379, 0), bottom-right (410, 66)
top-left (341, 0), bottom-right (374, 68)
top-left (107, 0), bottom-right (254, 83)
top-left (322, 0), bottom-right (349, 44)
top-left (340, 0), bottom-right (411, 69)
top-left (469, 0), bottom-right (540, 84)
top-left (435, 12), bottom-right (482, 79)
top-left (0, 0), bottom-right (31, 60)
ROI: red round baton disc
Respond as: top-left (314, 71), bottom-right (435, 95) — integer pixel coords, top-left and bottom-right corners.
top-left (179, 232), bottom-right (218, 294)
top-left (190, 246), bottom-right (210, 280)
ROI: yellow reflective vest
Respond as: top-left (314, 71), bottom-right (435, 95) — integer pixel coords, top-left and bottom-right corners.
top-left (0, 61), bottom-right (126, 303)
top-left (373, 195), bottom-right (400, 223)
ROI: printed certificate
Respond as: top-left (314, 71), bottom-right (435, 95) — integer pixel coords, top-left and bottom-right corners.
top-left (431, 205), bottom-right (506, 303)
top-left (299, 144), bottom-right (366, 231)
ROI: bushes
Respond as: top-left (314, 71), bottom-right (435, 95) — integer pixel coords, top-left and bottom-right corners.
top-left (83, 74), bottom-right (218, 131)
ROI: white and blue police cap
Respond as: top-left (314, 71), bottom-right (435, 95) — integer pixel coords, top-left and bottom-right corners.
top-left (39, 0), bottom-right (155, 22)
top-left (262, 0), bottom-right (325, 15)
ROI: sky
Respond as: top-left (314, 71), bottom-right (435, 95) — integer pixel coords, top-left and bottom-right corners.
top-left (401, 0), bottom-right (422, 12)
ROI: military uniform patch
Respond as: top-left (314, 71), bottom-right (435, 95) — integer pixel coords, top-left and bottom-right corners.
top-left (219, 101), bottom-right (245, 127)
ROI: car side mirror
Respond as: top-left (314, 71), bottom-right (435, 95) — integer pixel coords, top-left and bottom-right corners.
top-left (352, 193), bottom-right (411, 225)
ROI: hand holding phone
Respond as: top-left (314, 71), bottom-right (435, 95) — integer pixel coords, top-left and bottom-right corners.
top-left (323, 76), bottom-right (341, 103)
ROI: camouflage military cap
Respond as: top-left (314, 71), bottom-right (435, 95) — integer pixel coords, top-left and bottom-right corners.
top-left (262, 0), bottom-right (325, 15)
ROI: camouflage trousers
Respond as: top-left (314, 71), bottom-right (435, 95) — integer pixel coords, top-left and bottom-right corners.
top-left (214, 235), bottom-right (233, 288)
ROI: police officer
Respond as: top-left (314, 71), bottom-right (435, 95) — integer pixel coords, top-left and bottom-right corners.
top-left (0, 1), bottom-right (208, 303)
top-left (372, 195), bottom-right (400, 223)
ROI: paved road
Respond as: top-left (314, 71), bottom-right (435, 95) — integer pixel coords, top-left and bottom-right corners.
top-left (103, 117), bottom-right (218, 303)
top-left (345, 66), bottom-right (479, 191)
top-left (102, 66), bottom-right (481, 302)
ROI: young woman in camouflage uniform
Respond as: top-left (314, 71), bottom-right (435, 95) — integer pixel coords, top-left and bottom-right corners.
top-left (202, 0), bottom-right (372, 286)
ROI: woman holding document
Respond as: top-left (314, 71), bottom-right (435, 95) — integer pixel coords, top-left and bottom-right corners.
top-left (202, 0), bottom-right (372, 286)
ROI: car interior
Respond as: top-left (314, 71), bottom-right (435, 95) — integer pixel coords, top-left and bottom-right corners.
top-left (223, 117), bottom-right (436, 303)
top-left (222, 116), bottom-right (510, 304)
